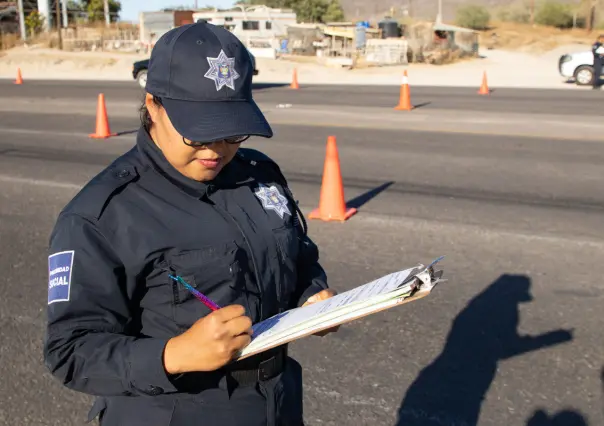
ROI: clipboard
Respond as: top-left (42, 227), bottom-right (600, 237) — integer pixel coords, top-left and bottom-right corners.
top-left (234, 256), bottom-right (446, 361)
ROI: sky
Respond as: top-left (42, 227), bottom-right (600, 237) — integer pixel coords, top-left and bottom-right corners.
top-left (120, 0), bottom-right (236, 22)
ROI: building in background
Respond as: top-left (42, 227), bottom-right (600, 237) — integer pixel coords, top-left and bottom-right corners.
top-left (0, 2), bottom-right (18, 35)
top-left (191, 5), bottom-right (297, 59)
top-left (139, 10), bottom-right (194, 48)
top-left (193, 6), bottom-right (296, 39)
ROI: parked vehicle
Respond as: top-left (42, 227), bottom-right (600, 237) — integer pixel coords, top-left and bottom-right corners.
top-left (132, 51), bottom-right (259, 89)
top-left (559, 50), bottom-right (603, 86)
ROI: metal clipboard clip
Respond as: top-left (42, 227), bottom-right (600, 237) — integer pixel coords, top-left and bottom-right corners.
top-left (401, 255), bottom-right (447, 298)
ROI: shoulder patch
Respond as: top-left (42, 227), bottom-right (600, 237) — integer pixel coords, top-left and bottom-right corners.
top-left (69, 164), bottom-right (138, 220)
top-left (48, 251), bottom-right (74, 304)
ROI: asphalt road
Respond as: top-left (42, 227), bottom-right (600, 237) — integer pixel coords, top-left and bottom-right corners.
top-left (1, 81), bottom-right (603, 426)
top-left (2, 80), bottom-right (604, 116)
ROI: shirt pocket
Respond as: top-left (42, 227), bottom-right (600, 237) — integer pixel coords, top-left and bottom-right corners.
top-left (164, 242), bottom-right (251, 329)
top-left (272, 224), bottom-right (300, 310)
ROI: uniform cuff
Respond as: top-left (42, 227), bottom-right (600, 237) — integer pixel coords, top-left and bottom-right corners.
top-left (297, 282), bottom-right (329, 307)
top-left (128, 338), bottom-right (179, 396)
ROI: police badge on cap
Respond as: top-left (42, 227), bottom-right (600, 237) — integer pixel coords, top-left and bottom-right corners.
top-left (204, 50), bottom-right (240, 91)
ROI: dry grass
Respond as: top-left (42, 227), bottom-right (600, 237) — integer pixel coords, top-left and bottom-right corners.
top-left (478, 21), bottom-right (595, 52)
top-left (0, 33), bottom-right (20, 51)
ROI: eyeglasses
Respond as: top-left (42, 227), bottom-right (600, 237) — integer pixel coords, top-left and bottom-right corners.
top-left (182, 135), bottom-right (251, 147)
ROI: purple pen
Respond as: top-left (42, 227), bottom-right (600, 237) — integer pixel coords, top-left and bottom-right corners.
top-left (169, 275), bottom-right (221, 311)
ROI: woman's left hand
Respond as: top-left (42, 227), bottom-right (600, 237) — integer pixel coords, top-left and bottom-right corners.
top-left (302, 289), bottom-right (341, 337)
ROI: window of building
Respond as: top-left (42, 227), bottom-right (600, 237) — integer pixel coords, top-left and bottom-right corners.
top-left (265, 21), bottom-right (272, 30)
top-left (242, 21), bottom-right (260, 30)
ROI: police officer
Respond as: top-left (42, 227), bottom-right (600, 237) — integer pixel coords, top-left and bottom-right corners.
top-left (43, 21), bottom-right (338, 426)
top-left (592, 34), bottom-right (604, 89)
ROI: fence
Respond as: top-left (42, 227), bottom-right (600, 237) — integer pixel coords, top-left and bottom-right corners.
top-left (61, 24), bottom-right (140, 52)
top-left (364, 39), bottom-right (409, 65)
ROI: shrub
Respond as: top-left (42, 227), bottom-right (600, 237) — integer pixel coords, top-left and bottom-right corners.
top-left (534, 1), bottom-right (574, 28)
top-left (497, 2), bottom-right (531, 23)
top-left (456, 5), bottom-right (491, 30)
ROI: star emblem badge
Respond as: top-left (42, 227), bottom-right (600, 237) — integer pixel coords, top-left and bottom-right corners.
top-left (255, 184), bottom-right (291, 219)
top-left (204, 49), bottom-right (240, 91)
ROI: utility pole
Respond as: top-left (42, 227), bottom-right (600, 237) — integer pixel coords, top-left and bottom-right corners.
top-left (588, 0), bottom-right (597, 32)
top-left (17, 0), bottom-right (27, 40)
top-left (104, 0), bottom-right (110, 26)
top-left (55, 0), bottom-right (63, 49)
top-left (194, 0), bottom-right (198, 9)
top-left (436, 0), bottom-right (443, 23)
top-left (530, 0), bottom-right (535, 25)
top-left (62, 0), bottom-right (68, 28)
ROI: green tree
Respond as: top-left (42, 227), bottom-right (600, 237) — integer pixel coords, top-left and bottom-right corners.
top-left (77, 0), bottom-right (122, 22)
top-left (455, 4), bottom-right (490, 30)
top-left (322, 0), bottom-right (345, 22)
top-left (534, 1), bottom-right (573, 29)
top-left (66, 0), bottom-right (84, 10)
top-left (25, 10), bottom-right (45, 37)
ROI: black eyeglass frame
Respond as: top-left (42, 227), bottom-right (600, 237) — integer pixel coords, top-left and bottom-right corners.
top-left (182, 135), bottom-right (251, 147)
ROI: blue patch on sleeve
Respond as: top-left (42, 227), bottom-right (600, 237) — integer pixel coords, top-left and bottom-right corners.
top-left (48, 251), bottom-right (74, 305)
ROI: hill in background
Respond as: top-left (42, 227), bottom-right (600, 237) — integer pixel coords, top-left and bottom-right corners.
top-left (339, 0), bottom-right (596, 53)
top-left (339, 0), bottom-right (598, 25)
top-left (340, 0), bottom-right (521, 22)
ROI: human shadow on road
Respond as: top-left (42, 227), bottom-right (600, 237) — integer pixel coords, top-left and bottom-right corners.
top-left (526, 409), bottom-right (588, 426)
top-left (346, 181), bottom-right (394, 210)
top-left (395, 274), bottom-right (574, 426)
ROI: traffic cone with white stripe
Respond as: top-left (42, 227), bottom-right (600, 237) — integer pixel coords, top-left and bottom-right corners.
top-left (395, 70), bottom-right (412, 111)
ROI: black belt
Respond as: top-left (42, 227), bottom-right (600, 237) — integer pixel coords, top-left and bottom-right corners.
top-left (225, 345), bottom-right (288, 386)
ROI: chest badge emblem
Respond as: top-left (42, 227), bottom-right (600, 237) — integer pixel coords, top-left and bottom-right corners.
top-left (255, 184), bottom-right (291, 219)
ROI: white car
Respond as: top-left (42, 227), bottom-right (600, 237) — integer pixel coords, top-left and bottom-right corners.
top-left (559, 50), bottom-right (602, 86)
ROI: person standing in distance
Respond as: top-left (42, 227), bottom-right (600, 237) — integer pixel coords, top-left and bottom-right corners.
top-left (43, 20), bottom-right (338, 426)
top-left (592, 34), bottom-right (604, 89)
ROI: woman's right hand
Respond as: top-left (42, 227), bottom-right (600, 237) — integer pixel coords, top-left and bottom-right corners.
top-left (163, 305), bottom-right (253, 374)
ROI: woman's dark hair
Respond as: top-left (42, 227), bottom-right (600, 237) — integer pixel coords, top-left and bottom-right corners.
top-left (139, 95), bottom-right (163, 131)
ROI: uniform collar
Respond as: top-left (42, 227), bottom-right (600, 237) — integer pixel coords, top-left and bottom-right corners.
top-left (136, 127), bottom-right (252, 198)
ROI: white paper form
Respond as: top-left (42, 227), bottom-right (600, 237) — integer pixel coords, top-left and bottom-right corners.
top-left (249, 267), bottom-right (417, 343)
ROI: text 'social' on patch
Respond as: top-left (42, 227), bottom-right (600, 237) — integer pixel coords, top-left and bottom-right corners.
top-left (48, 251), bottom-right (74, 305)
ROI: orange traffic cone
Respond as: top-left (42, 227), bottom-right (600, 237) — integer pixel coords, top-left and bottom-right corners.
top-left (394, 70), bottom-right (412, 111)
top-left (478, 71), bottom-right (490, 95)
top-left (308, 136), bottom-right (357, 222)
top-left (89, 93), bottom-right (116, 139)
top-left (290, 68), bottom-right (300, 90)
top-left (14, 68), bottom-right (23, 85)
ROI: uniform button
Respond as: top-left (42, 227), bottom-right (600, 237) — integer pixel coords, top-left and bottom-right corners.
top-left (117, 169), bottom-right (131, 178)
top-left (146, 386), bottom-right (164, 396)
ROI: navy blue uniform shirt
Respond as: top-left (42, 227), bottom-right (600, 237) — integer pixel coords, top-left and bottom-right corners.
top-left (43, 128), bottom-right (328, 425)
top-left (593, 41), bottom-right (604, 61)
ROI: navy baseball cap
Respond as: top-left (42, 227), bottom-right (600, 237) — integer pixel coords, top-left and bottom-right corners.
top-left (145, 20), bottom-right (273, 142)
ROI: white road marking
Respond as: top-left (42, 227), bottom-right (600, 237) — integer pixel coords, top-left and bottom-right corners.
top-left (0, 175), bottom-right (82, 190)
top-left (2, 174), bottom-right (603, 248)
